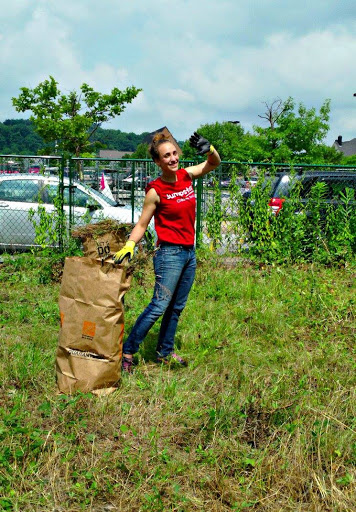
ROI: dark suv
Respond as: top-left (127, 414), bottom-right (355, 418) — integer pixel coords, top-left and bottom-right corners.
top-left (268, 171), bottom-right (356, 214)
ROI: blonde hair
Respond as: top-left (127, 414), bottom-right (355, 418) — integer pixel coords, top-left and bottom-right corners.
top-left (149, 133), bottom-right (173, 162)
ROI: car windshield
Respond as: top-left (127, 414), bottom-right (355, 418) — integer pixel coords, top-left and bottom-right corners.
top-left (273, 173), bottom-right (356, 200)
top-left (81, 184), bottom-right (118, 206)
top-left (273, 175), bottom-right (303, 198)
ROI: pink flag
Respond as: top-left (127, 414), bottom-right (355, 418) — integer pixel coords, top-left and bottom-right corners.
top-left (100, 172), bottom-right (115, 202)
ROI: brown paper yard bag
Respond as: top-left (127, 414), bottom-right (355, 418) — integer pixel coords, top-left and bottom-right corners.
top-left (56, 256), bottom-right (131, 395)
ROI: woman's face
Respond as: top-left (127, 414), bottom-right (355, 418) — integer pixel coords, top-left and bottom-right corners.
top-left (156, 142), bottom-right (179, 174)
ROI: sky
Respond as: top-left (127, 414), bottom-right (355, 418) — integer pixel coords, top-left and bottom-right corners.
top-left (1, 0), bottom-right (355, 146)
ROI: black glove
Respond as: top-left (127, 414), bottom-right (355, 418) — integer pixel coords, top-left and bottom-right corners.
top-left (189, 132), bottom-right (212, 156)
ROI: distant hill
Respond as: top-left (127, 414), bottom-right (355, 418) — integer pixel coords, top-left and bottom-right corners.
top-left (0, 119), bottom-right (150, 155)
top-left (0, 119), bottom-right (44, 155)
top-left (90, 126), bottom-right (150, 152)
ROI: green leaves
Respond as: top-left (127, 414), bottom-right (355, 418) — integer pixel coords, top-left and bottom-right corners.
top-left (255, 97), bottom-right (335, 163)
top-left (233, 171), bottom-right (356, 264)
top-left (12, 76), bottom-right (142, 157)
top-left (185, 98), bottom-right (341, 165)
top-left (182, 121), bottom-right (249, 161)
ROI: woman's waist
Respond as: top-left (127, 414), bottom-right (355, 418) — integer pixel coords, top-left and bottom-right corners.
top-left (158, 241), bottom-right (195, 250)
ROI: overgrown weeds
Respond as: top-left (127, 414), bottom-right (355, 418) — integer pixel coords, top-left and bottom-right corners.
top-left (0, 252), bottom-right (355, 511)
top-left (207, 170), bottom-right (356, 265)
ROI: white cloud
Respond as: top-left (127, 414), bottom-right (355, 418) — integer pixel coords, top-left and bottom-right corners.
top-left (165, 89), bottom-right (195, 103)
top-left (158, 25), bottom-right (356, 140)
top-left (0, 0), bottom-right (355, 145)
top-left (264, 28), bottom-right (356, 89)
top-left (0, 0), bottom-right (30, 17)
top-left (179, 27), bottom-right (356, 101)
top-left (332, 107), bottom-right (356, 136)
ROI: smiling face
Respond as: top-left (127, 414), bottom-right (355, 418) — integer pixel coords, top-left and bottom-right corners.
top-left (155, 142), bottom-right (179, 176)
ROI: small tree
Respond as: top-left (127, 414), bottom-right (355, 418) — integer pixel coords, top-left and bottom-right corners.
top-left (254, 97), bottom-right (342, 163)
top-left (181, 121), bottom-right (250, 161)
top-left (257, 98), bottom-right (287, 130)
top-left (130, 142), bottom-right (150, 159)
top-left (12, 76), bottom-right (142, 160)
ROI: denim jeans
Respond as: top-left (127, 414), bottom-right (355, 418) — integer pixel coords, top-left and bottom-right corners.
top-left (123, 244), bottom-right (196, 357)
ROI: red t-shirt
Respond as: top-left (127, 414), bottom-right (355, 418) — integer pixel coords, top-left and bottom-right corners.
top-left (145, 168), bottom-right (196, 246)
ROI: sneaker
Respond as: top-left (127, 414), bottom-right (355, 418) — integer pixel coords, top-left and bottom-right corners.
top-left (122, 356), bottom-right (134, 374)
top-left (157, 353), bottom-right (188, 367)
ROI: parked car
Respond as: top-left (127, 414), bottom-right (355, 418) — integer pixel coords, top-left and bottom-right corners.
top-left (207, 177), bottom-right (256, 191)
top-left (0, 169), bottom-right (20, 175)
top-left (122, 173), bottom-right (152, 190)
top-left (0, 174), bottom-right (152, 250)
top-left (28, 166), bottom-right (40, 174)
top-left (142, 175), bottom-right (153, 185)
top-left (240, 171), bottom-right (356, 241)
top-left (268, 171), bottom-right (356, 215)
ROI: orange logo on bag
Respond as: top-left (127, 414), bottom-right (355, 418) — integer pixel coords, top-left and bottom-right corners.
top-left (60, 312), bottom-right (64, 326)
top-left (82, 321), bottom-right (96, 339)
top-left (118, 324), bottom-right (124, 343)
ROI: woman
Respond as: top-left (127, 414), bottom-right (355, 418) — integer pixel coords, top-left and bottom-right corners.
top-left (114, 131), bottom-right (221, 372)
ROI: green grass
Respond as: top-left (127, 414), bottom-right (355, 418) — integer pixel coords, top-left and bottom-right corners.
top-left (0, 251), bottom-right (355, 511)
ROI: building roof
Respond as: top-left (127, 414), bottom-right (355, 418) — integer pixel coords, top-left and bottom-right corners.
top-left (143, 126), bottom-right (182, 155)
top-left (98, 150), bottom-right (133, 159)
top-left (332, 136), bottom-right (356, 156)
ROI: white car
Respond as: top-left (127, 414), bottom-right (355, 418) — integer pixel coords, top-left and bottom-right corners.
top-left (0, 174), bottom-right (149, 250)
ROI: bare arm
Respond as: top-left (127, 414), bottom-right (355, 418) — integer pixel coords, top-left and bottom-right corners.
top-left (128, 188), bottom-right (159, 243)
top-left (187, 147), bottom-right (221, 180)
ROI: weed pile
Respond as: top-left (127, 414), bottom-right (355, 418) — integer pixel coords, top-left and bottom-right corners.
top-left (0, 251), bottom-right (355, 511)
top-left (71, 219), bottom-right (133, 241)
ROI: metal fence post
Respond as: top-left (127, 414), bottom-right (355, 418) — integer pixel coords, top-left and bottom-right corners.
top-left (58, 154), bottom-right (65, 252)
top-left (68, 156), bottom-right (75, 233)
top-left (130, 160), bottom-right (136, 223)
top-left (196, 177), bottom-right (203, 248)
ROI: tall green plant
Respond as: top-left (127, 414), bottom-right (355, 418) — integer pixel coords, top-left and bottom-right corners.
top-left (247, 175), bottom-right (275, 261)
top-left (323, 187), bottom-right (355, 263)
top-left (28, 185), bottom-right (83, 253)
top-left (271, 177), bottom-right (306, 262)
top-left (304, 182), bottom-right (330, 261)
top-left (229, 172), bottom-right (355, 265)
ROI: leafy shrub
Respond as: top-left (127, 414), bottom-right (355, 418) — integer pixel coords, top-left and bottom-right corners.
top-left (220, 171), bottom-right (355, 264)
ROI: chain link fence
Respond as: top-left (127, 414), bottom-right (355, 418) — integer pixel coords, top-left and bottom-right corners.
top-left (199, 162), bottom-right (356, 254)
top-left (0, 155), bottom-right (66, 251)
top-left (0, 154), bottom-right (355, 256)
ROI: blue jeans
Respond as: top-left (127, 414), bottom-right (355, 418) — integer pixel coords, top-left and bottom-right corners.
top-left (123, 244), bottom-right (196, 357)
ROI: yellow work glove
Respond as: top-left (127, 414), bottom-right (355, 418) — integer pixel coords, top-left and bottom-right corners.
top-left (113, 240), bottom-right (136, 264)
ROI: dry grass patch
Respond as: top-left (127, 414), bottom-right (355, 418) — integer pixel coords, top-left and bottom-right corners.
top-left (0, 252), bottom-right (354, 511)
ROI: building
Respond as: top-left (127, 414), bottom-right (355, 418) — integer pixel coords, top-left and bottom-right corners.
top-left (143, 126), bottom-right (182, 156)
top-left (98, 150), bottom-right (133, 159)
top-left (332, 136), bottom-right (356, 156)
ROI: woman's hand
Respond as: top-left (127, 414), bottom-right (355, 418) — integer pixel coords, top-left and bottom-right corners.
top-left (114, 240), bottom-right (136, 264)
top-left (189, 132), bottom-right (213, 156)
top-left (187, 132), bottom-right (220, 179)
